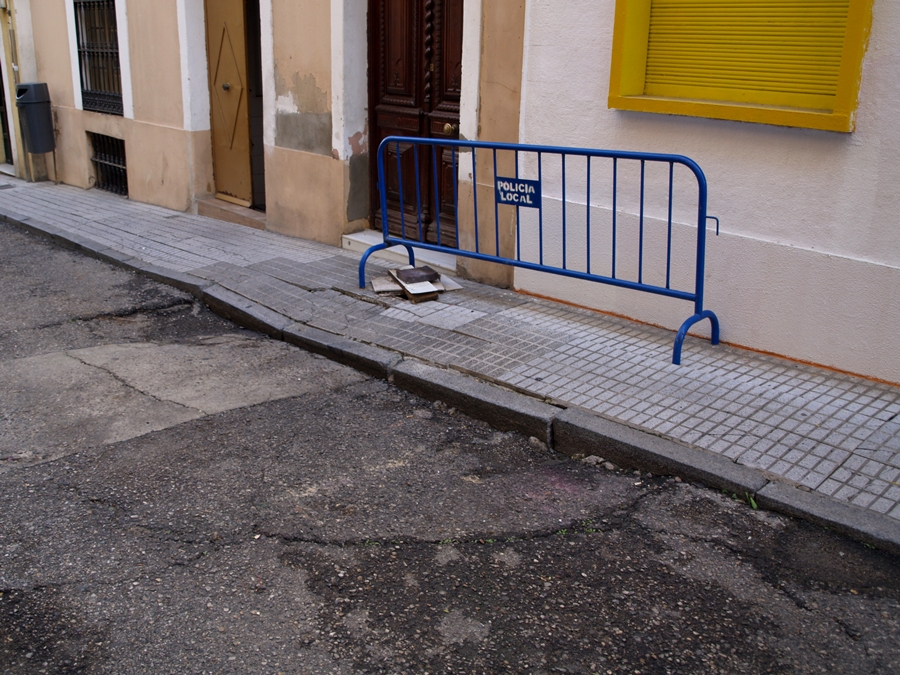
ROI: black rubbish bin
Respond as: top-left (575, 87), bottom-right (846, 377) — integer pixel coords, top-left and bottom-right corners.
top-left (16, 82), bottom-right (55, 154)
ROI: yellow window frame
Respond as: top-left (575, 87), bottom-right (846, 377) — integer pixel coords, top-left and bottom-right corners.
top-left (608, 0), bottom-right (875, 132)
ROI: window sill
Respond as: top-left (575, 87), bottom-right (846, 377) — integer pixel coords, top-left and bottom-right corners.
top-left (608, 95), bottom-right (854, 133)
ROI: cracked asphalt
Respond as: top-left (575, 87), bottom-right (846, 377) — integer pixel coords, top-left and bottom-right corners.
top-left (1, 220), bottom-right (899, 674)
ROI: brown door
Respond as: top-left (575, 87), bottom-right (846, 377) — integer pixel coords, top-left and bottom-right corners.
top-left (369, 0), bottom-right (463, 247)
top-left (205, 0), bottom-right (253, 207)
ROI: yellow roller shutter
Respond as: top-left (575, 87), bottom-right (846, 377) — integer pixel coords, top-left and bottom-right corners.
top-left (644, 0), bottom-right (850, 111)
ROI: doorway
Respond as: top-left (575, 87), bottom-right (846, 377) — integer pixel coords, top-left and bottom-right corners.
top-left (205, 0), bottom-right (265, 210)
top-left (368, 0), bottom-right (463, 247)
top-left (0, 62), bottom-right (12, 166)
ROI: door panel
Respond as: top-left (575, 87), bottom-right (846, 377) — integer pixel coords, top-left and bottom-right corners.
top-left (370, 0), bottom-right (462, 248)
top-left (206, 0), bottom-right (252, 206)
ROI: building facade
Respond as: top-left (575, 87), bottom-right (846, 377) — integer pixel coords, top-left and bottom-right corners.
top-left (1, 0), bottom-right (897, 384)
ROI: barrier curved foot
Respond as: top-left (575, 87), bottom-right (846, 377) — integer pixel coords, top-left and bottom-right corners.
top-left (359, 243), bottom-right (388, 288)
top-left (673, 310), bottom-right (720, 365)
top-left (402, 244), bottom-right (416, 267)
top-left (358, 242), bottom-right (418, 288)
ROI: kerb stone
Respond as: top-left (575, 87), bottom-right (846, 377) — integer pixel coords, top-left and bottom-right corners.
top-left (391, 360), bottom-right (559, 444)
top-left (554, 407), bottom-right (767, 496)
top-left (283, 323), bottom-right (402, 380)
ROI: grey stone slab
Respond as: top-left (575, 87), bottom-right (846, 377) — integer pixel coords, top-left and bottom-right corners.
top-left (283, 322), bottom-right (402, 380)
top-left (93, 247), bottom-right (137, 265)
top-left (391, 359), bottom-right (560, 444)
top-left (0, 209), bottom-right (32, 225)
top-left (124, 259), bottom-right (213, 296)
top-left (200, 284), bottom-right (293, 339)
top-left (554, 407), bottom-right (768, 496)
top-left (757, 481), bottom-right (900, 556)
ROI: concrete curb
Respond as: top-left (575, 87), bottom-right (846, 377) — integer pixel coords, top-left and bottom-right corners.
top-left (391, 359), bottom-right (559, 444)
top-left (125, 260), bottom-right (212, 296)
top-left (200, 285), bottom-right (293, 340)
top-left (284, 323), bottom-right (402, 380)
top-left (4, 208), bottom-right (900, 555)
top-left (553, 407), bottom-right (768, 496)
top-left (757, 481), bottom-right (900, 556)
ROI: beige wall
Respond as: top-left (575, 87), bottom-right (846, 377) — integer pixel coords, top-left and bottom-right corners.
top-left (30, 0), bottom-right (76, 108)
top-left (128, 0), bottom-right (184, 128)
top-left (456, 0), bottom-right (527, 287)
top-left (265, 144), bottom-right (343, 243)
top-left (25, 0), bottom-right (213, 212)
top-left (53, 105), bottom-right (213, 211)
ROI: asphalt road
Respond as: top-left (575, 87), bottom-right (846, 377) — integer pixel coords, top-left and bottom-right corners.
top-left (1, 220), bottom-right (899, 674)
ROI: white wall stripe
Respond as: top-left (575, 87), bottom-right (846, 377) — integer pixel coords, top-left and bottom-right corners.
top-left (458, 0), bottom-right (482, 178)
top-left (175, 0), bottom-right (210, 131)
top-left (260, 0), bottom-right (275, 147)
top-left (114, 0), bottom-right (133, 119)
top-left (330, 0), bottom-right (367, 160)
top-left (64, 0), bottom-right (83, 110)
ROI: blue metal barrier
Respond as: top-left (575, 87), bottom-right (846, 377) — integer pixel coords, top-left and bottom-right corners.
top-left (359, 136), bottom-right (720, 365)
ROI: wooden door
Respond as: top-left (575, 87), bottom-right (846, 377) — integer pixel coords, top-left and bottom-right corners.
top-left (370, 0), bottom-right (463, 247)
top-left (205, 0), bottom-right (253, 207)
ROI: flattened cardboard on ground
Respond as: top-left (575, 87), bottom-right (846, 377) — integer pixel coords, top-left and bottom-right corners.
top-left (371, 269), bottom-right (462, 296)
top-left (371, 275), bottom-right (403, 294)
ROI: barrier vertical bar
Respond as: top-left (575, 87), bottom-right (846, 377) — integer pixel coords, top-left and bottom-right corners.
top-left (586, 156), bottom-right (591, 275)
top-left (639, 159), bottom-right (645, 285)
top-left (493, 148), bottom-right (500, 256)
top-left (694, 169), bottom-right (709, 315)
top-left (666, 162), bottom-right (674, 289)
top-left (396, 140), bottom-right (407, 239)
top-left (562, 153), bottom-right (567, 270)
top-left (452, 146), bottom-right (459, 247)
top-left (432, 143), bottom-right (442, 246)
top-left (538, 151), bottom-right (544, 265)
top-left (413, 143), bottom-right (424, 241)
top-left (611, 158), bottom-right (617, 279)
top-left (515, 150), bottom-right (521, 261)
top-left (472, 146), bottom-right (480, 253)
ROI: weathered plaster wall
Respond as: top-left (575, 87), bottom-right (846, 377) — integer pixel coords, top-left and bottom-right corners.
top-left (516, 0), bottom-right (900, 382)
top-left (261, 0), bottom-right (366, 245)
top-left (272, 0), bottom-right (331, 154)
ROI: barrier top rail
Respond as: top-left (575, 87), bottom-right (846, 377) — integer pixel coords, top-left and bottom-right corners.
top-left (360, 136), bottom-right (720, 364)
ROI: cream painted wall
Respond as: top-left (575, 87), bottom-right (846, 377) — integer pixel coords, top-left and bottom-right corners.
top-left (516, 0), bottom-right (900, 382)
top-left (31, 0), bottom-right (210, 210)
top-left (128, 0), bottom-right (184, 127)
top-left (32, 0), bottom-right (75, 107)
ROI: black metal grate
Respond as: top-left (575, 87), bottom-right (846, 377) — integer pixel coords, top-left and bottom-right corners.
top-left (74, 0), bottom-right (123, 115)
top-left (89, 133), bottom-right (127, 195)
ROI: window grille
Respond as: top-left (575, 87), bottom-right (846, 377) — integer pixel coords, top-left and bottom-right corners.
top-left (89, 133), bottom-right (128, 195)
top-left (74, 0), bottom-right (123, 115)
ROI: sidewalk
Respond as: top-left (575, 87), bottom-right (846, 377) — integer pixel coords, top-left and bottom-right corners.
top-left (2, 177), bottom-right (899, 551)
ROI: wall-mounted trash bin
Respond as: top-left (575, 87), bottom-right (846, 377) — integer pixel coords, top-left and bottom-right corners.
top-left (16, 82), bottom-right (55, 154)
